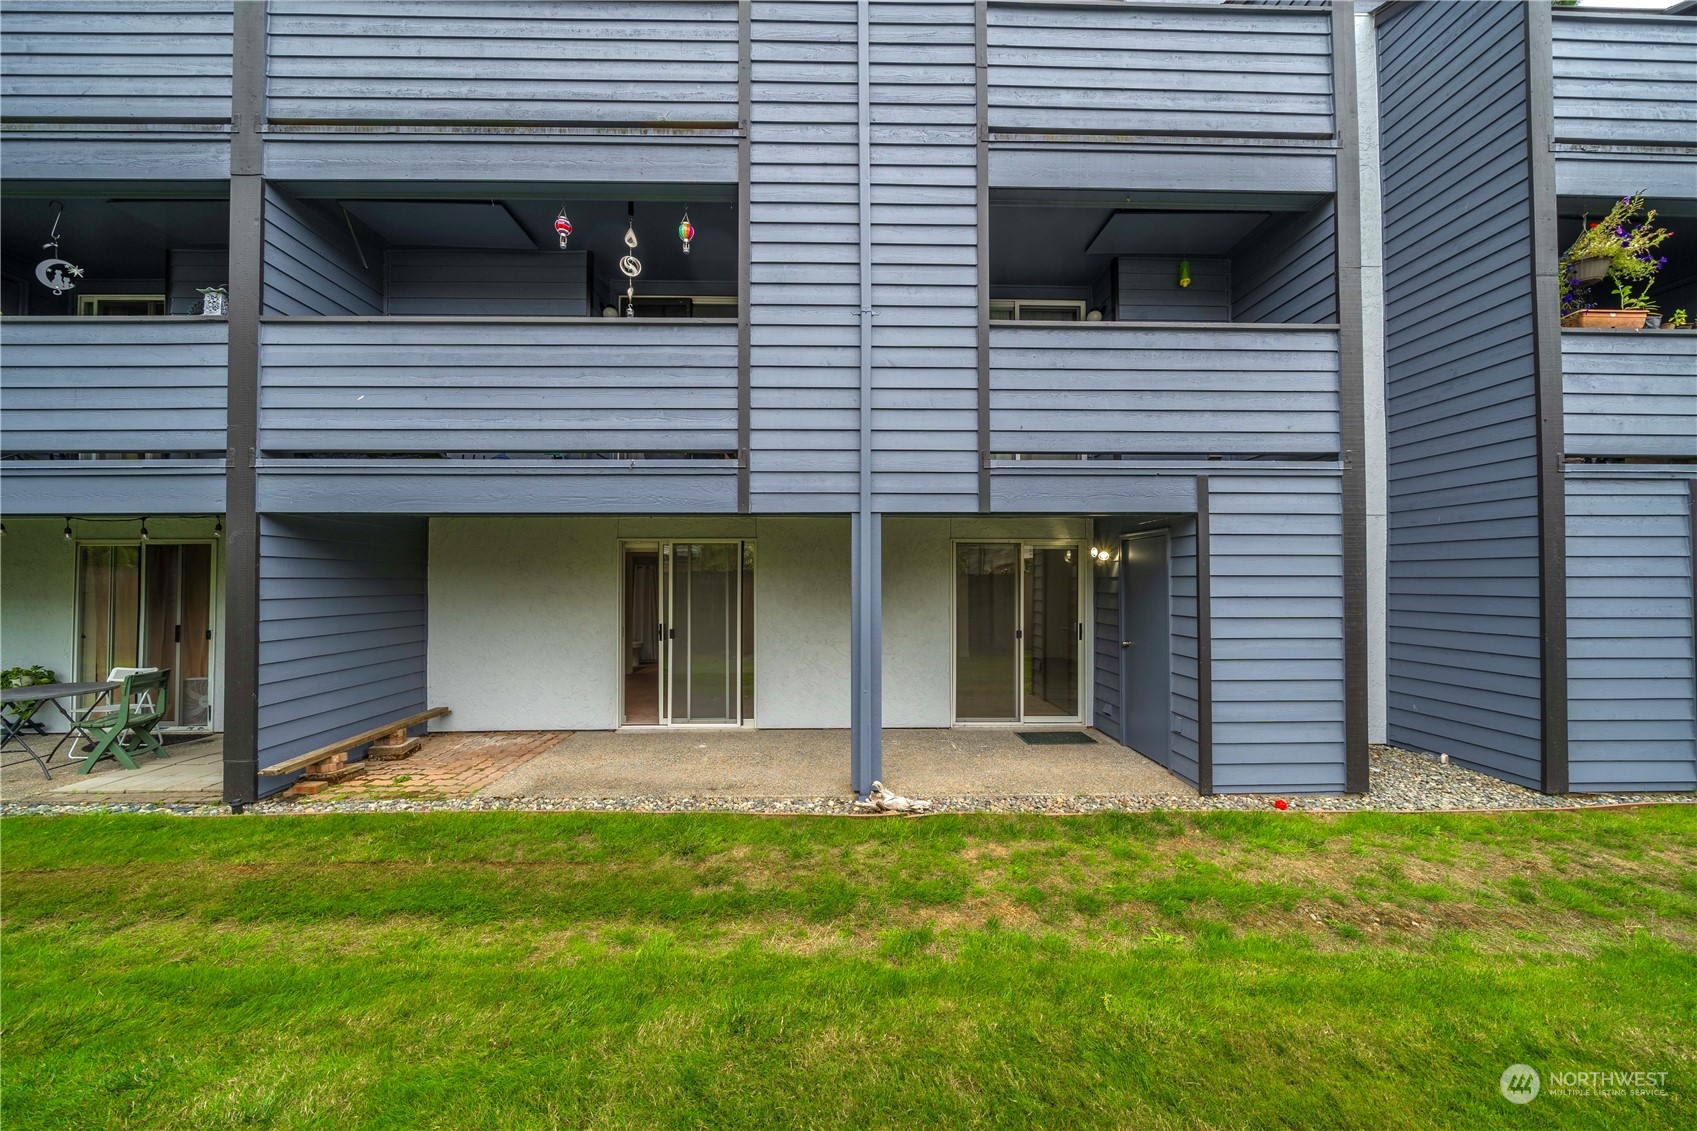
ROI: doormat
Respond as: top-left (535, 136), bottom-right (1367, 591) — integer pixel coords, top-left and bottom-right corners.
top-left (1016, 731), bottom-right (1097, 746)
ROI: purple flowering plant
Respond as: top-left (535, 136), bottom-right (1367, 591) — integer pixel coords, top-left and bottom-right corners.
top-left (1560, 193), bottom-right (1673, 315)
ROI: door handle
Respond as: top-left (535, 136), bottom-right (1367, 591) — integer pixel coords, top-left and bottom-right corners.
top-left (1120, 640), bottom-right (1132, 647)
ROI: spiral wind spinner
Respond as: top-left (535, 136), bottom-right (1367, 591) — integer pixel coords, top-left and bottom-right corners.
top-left (620, 222), bottom-right (642, 317)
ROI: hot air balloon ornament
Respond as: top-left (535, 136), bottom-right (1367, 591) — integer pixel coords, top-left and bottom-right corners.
top-left (554, 207), bottom-right (573, 250)
top-left (678, 209), bottom-right (695, 255)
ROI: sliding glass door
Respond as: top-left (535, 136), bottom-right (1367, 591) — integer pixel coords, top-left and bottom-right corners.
top-left (76, 542), bottom-right (215, 727)
top-left (623, 541), bottom-right (754, 726)
top-left (955, 542), bottom-right (1082, 723)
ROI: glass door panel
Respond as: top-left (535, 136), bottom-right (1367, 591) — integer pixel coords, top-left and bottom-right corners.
top-left (668, 542), bottom-right (740, 724)
top-left (77, 545), bottom-right (140, 685)
top-left (955, 543), bottom-right (1019, 721)
top-left (1023, 546), bottom-right (1080, 719)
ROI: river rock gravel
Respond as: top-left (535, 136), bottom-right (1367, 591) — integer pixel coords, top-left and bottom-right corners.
top-left (3, 746), bottom-right (1690, 818)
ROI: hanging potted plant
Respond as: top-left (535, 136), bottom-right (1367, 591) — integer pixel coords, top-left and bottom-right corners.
top-left (1559, 194), bottom-right (1672, 330)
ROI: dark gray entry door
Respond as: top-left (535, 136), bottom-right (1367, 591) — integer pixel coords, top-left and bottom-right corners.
top-left (1120, 530), bottom-right (1172, 766)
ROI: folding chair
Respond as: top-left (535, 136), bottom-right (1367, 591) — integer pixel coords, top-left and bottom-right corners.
top-left (78, 669), bottom-right (171, 774)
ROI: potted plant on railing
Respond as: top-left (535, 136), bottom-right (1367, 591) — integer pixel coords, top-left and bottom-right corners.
top-left (1, 664), bottom-right (58, 739)
top-left (1559, 194), bottom-right (1672, 330)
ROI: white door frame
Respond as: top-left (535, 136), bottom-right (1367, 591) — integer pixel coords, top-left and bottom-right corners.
top-left (618, 539), bottom-right (752, 729)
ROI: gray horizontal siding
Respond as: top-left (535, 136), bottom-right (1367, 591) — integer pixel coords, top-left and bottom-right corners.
top-left (263, 185), bottom-right (386, 317)
top-left (988, 325), bottom-right (1341, 455)
top-left (749, 0), bottom-right (862, 511)
top-left (1379, 0), bottom-right (1544, 789)
top-left (265, 0), bottom-right (739, 126)
top-left (256, 459), bottom-right (739, 514)
top-left (1551, 13), bottom-right (1696, 148)
top-left (1207, 475), bottom-right (1347, 793)
top-left (258, 515), bottom-right (428, 770)
top-left (386, 250), bottom-right (588, 317)
top-left (986, 2), bottom-right (1334, 137)
top-left (0, 318), bottom-right (227, 452)
top-left (0, 460), bottom-right (225, 515)
top-left (870, 0), bottom-right (978, 511)
top-left (1115, 257), bottom-right (1230, 322)
top-left (0, 0), bottom-right (232, 122)
top-left (258, 320), bottom-right (739, 454)
top-left (1232, 199), bottom-right (1338, 324)
top-left (1169, 516), bottom-right (1201, 788)
top-left (1566, 475), bottom-right (1696, 792)
top-left (1562, 331), bottom-right (1697, 460)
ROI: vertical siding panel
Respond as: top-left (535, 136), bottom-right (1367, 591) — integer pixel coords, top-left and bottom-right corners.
top-left (749, 0), bottom-right (862, 510)
top-left (257, 514), bottom-right (429, 769)
top-left (1207, 476), bottom-right (1347, 792)
top-left (1378, 0), bottom-right (1545, 787)
top-left (1566, 476), bottom-right (1697, 792)
top-left (869, 0), bottom-right (979, 510)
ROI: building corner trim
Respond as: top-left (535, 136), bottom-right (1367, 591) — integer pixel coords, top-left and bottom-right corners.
top-left (1197, 475), bottom-right (1214, 797)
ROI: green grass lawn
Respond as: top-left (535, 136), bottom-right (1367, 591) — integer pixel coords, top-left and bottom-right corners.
top-left (3, 807), bottom-right (1695, 1130)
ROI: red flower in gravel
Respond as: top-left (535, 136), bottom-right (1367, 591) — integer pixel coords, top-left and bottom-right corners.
top-left (1274, 798), bottom-right (1289, 811)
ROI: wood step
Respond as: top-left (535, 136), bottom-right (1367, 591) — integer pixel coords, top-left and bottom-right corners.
top-left (261, 707), bottom-right (450, 777)
top-left (299, 761), bottom-right (369, 784)
top-left (368, 738), bottom-right (422, 761)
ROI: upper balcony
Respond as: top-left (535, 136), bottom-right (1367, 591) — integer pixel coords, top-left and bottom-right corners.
top-left (986, 0), bottom-right (1338, 193)
top-left (1550, 10), bottom-right (1697, 199)
top-left (1562, 329), bottom-right (1697, 465)
top-left (0, 0), bottom-right (235, 180)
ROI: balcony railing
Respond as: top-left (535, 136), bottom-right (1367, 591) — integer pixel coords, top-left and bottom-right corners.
top-left (1552, 12), bottom-right (1696, 149)
top-left (989, 323), bottom-right (1341, 458)
top-left (0, 318), bottom-right (229, 455)
top-left (1562, 329), bottom-right (1697, 461)
top-left (258, 318), bottom-right (740, 458)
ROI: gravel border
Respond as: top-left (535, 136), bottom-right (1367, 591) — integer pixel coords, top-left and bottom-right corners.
top-left (2, 747), bottom-right (1691, 818)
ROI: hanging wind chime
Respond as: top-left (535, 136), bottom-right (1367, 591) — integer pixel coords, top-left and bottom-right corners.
top-left (620, 204), bottom-right (643, 318)
top-left (678, 207), bottom-right (695, 255)
top-left (554, 205), bottom-right (573, 249)
top-left (35, 202), bottom-right (83, 296)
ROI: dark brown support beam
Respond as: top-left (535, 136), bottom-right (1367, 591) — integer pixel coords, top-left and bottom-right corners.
top-left (1525, 1), bottom-right (1570, 794)
top-left (222, 0), bottom-right (265, 809)
top-left (1332, 0), bottom-right (1370, 794)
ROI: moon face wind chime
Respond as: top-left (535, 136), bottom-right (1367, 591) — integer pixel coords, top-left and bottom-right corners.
top-left (620, 209), bottom-right (642, 318)
top-left (35, 203), bottom-right (84, 297)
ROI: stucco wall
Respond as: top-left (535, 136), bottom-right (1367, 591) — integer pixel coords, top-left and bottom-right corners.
top-left (426, 514), bottom-right (1089, 731)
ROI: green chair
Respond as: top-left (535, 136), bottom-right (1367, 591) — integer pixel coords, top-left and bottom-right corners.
top-left (78, 669), bottom-right (171, 774)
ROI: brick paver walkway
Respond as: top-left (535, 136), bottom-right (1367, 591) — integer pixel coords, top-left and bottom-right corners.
top-left (303, 731), bottom-right (564, 802)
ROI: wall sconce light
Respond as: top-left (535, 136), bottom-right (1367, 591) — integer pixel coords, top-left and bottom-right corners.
top-left (214, 519), bottom-right (223, 539)
top-left (139, 517), bottom-right (150, 542)
top-left (1177, 259), bottom-right (1191, 289)
top-left (64, 517), bottom-right (73, 540)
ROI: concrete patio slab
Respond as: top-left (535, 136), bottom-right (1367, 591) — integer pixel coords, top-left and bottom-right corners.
top-left (480, 727), bottom-right (1194, 800)
top-left (53, 741), bottom-right (222, 795)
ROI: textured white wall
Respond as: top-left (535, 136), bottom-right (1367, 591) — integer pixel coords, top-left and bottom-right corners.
top-left (429, 517), bottom-right (621, 731)
top-left (752, 517), bottom-right (851, 728)
top-left (882, 518), bottom-right (953, 727)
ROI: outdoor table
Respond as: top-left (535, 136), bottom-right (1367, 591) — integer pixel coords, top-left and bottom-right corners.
top-left (0, 680), bottom-right (121, 780)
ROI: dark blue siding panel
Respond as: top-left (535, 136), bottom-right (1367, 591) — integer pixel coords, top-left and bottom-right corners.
top-left (1566, 475), bottom-right (1697, 793)
top-left (1552, 12), bottom-right (1696, 148)
top-left (1562, 331), bottom-right (1697, 461)
top-left (1378, 0), bottom-right (1544, 788)
top-left (1169, 516), bottom-right (1201, 788)
top-left (265, 0), bottom-right (739, 126)
top-left (263, 185), bottom-right (386, 317)
top-left (257, 514), bottom-right (429, 770)
top-left (749, 0), bottom-right (862, 511)
top-left (1207, 476), bottom-right (1347, 793)
top-left (0, 318), bottom-right (228, 453)
top-left (0, 0), bottom-right (233, 122)
top-left (1232, 199), bottom-right (1338, 324)
top-left (869, 0), bottom-right (979, 511)
top-left (986, 2), bottom-right (1334, 137)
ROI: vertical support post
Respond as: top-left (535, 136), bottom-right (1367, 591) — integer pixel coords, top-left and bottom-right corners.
top-left (1332, 1), bottom-right (1370, 794)
top-left (1525, 0), bottom-right (1569, 794)
top-left (1196, 477), bottom-right (1213, 797)
top-left (851, 511), bottom-right (883, 795)
top-left (223, 0), bottom-right (265, 809)
top-left (850, 0), bottom-right (881, 795)
top-left (736, 0), bottom-right (752, 514)
top-left (975, 0), bottom-right (991, 512)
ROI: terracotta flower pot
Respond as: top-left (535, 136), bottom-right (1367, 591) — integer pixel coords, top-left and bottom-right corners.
top-left (1561, 309), bottom-right (1649, 330)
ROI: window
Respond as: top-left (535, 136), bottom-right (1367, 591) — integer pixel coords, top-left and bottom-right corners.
top-left (989, 299), bottom-right (1087, 323)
